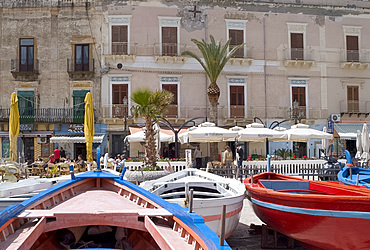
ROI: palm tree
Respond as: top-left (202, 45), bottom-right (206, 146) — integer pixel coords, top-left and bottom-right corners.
top-left (131, 88), bottom-right (174, 168)
top-left (182, 35), bottom-right (244, 159)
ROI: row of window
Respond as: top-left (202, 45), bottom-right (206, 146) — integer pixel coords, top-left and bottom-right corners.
top-left (17, 38), bottom-right (91, 72)
top-left (15, 25), bottom-right (363, 74)
top-left (110, 18), bottom-right (363, 62)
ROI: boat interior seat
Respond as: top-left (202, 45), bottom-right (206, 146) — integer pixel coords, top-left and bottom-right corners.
top-left (160, 191), bottom-right (224, 199)
top-left (260, 180), bottom-right (309, 191)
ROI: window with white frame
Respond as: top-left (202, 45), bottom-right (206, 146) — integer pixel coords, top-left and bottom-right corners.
top-left (158, 17), bottom-right (181, 56)
top-left (227, 77), bottom-right (246, 118)
top-left (109, 16), bottom-right (131, 55)
top-left (160, 76), bottom-right (180, 117)
top-left (290, 79), bottom-right (308, 119)
top-left (226, 20), bottom-right (247, 58)
top-left (287, 23), bottom-right (307, 60)
top-left (110, 76), bottom-right (131, 118)
top-left (343, 26), bottom-right (362, 62)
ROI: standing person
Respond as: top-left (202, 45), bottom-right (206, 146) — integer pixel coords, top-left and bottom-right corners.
top-left (60, 147), bottom-right (66, 159)
top-left (194, 145), bottom-right (202, 169)
top-left (223, 146), bottom-right (233, 168)
top-left (54, 147), bottom-right (61, 163)
top-left (236, 144), bottom-right (244, 180)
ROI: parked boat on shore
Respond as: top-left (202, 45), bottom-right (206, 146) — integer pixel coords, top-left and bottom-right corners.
top-left (0, 170), bottom-right (229, 249)
top-left (245, 172), bottom-right (370, 250)
top-left (337, 166), bottom-right (370, 188)
top-left (141, 168), bottom-right (246, 238)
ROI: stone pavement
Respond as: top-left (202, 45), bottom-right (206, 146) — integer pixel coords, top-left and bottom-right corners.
top-left (226, 199), bottom-right (307, 250)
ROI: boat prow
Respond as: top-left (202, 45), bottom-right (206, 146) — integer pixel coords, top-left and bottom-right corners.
top-left (245, 172), bottom-right (370, 250)
top-left (0, 170), bottom-right (230, 249)
top-left (141, 168), bottom-right (246, 239)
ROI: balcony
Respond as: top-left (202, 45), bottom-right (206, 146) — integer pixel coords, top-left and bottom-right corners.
top-left (283, 48), bottom-right (314, 67)
top-left (340, 50), bottom-right (370, 69)
top-left (112, 104), bottom-right (129, 118)
top-left (153, 43), bottom-right (187, 63)
top-left (340, 100), bottom-right (370, 117)
top-left (0, 108), bottom-right (96, 124)
top-left (230, 105), bottom-right (244, 118)
top-left (228, 46), bottom-right (254, 66)
top-left (11, 59), bottom-right (40, 81)
top-left (67, 58), bottom-right (95, 80)
top-left (103, 42), bottom-right (138, 63)
top-left (289, 106), bottom-right (307, 120)
top-left (162, 104), bottom-right (178, 118)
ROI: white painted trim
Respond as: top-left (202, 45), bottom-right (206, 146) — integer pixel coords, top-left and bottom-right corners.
top-left (225, 19), bottom-right (247, 58)
top-left (343, 26), bottom-right (362, 61)
top-left (289, 79), bottom-right (309, 119)
top-left (109, 75), bottom-right (131, 117)
top-left (160, 77), bottom-right (181, 117)
top-left (287, 23), bottom-right (307, 59)
top-left (158, 17), bottom-right (181, 56)
top-left (227, 76), bottom-right (248, 118)
top-left (108, 15), bottom-right (132, 55)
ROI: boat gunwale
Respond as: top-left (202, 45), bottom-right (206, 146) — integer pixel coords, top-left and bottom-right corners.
top-left (0, 171), bottom-right (222, 250)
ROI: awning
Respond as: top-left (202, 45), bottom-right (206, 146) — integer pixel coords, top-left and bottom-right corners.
top-left (335, 123), bottom-right (365, 140)
top-left (50, 134), bottom-right (105, 143)
top-left (128, 127), bottom-right (187, 136)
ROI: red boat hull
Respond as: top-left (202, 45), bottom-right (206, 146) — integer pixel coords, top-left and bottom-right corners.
top-left (245, 173), bottom-right (370, 250)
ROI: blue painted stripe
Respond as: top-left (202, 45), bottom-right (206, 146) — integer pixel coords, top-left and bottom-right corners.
top-left (0, 171), bottom-right (229, 250)
top-left (251, 198), bottom-right (370, 220)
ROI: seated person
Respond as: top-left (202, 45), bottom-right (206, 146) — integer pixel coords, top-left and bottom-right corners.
top-left (75, 155), bottom-right (85, 168)
top-left (43, 154), bottom-right (55, 170)
top-left (64, 155), bottom-right (72, 164)
top-left (33, 156), bottom-right (43, 167)
top-left (116, 155), bottom-right (126, 172)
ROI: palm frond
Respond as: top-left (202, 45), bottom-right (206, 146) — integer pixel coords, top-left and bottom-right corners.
top-left (182, 35), bottom-right (242, 84)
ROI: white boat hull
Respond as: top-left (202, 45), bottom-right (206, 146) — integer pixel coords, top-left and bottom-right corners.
top-left (141, 168), bottom-right (246, 238)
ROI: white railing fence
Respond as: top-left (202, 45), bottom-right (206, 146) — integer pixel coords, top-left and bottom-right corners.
top-left (125, 161), bottom-right (188, 172)
top-left (124, 159), bottom-right (344, 181)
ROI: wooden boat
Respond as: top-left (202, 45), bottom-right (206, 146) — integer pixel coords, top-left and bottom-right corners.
top-left (0, 170), bottom-right (230, 249)
top-left (337, 166), bottom-right (370, 188)
top-left (0, 175), bottom-right (71, 210)
top-left (337, 150), bottom-right (370, 188)
top-left (141, 168), bottom-right (245, 239)
top-left (244, 172), bottom-right (370, 250)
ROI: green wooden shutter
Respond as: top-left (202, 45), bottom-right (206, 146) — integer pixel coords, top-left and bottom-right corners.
top-left (17, 91), bottom-right (34, 123)
top-left (73, 90), bottom-right (89, 123)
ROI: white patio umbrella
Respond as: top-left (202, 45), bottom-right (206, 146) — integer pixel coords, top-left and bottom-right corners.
top-left (124, 128), bottom-right (174, 143)
top-left (178, 122), bottom-right (238, 143)
top-left (223, 126), bottom-right (244, 141)
top-left (361, 124), bottom-right (369, 162)
top-left (355, 130), bottom-right (363, 159)
top-left (237, 123), bottom-right (288, 142)
top-left (321, 126), bottom-right (328, 156)
top-left (286, 123), bottom-right (333, 142)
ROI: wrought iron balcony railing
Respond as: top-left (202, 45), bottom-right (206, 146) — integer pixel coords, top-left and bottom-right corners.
top-left (340, 100), bottom-right (370, 115)
top-left (67, 58), bottom-right (96, 73)
top-left (153, 43), bottom-right (189, 57)
top-left (110, 42), bottom-right (138, 55)
top-left (340, 50), bottom-right (370, 63)
top-left (0, 108), bottom-right (96, 124)
top-left (283, 48), bottom-right (314, 61)
top-left (11, 59), bottom-right (40, 73)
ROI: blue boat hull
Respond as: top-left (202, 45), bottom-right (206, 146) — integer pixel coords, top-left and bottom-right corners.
top-left (337, 166), bottom-right (370, 188)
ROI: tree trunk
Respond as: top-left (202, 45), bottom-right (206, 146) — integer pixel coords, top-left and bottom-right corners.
top-left (144, 118), bottom-right (157, 169)
top-left (207, 82), bottom-right (220, 161)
